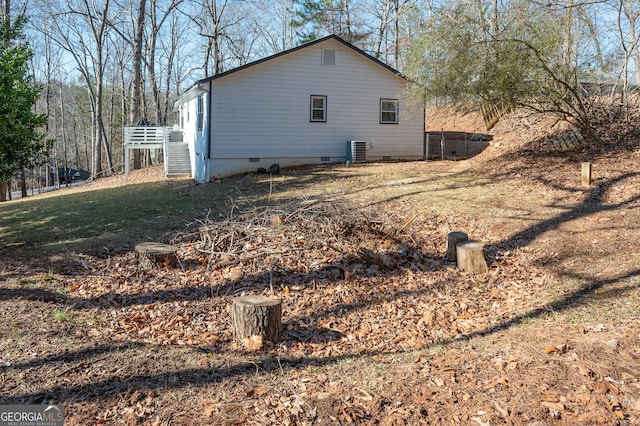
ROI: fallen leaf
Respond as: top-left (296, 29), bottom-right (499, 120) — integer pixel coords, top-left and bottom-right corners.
top-left (492, 400), bottom-right (510, 418)
top-left (595, 380), bottom-right (620, 395)
top-left (470, 416), bottom-right (490, 426)
top-left (356, 388), bottom-right (373, 401)
top-left (540, 401), bottom-right (564, 411)
top-left (575, 363), bottom-right (595, 378)
top-left (242, 335), bottom-right (264, 351)
top-left (544, 343), bottom-right (568, 354)
top-left (202, 401), bottom-right (220, 417)
top-left (604, 400), bottom-right (625, 418)
top-left (246, 386), bottom-right (267, 397)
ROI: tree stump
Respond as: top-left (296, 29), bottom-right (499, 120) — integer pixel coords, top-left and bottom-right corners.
top-left (581, 162), bottom-right (592, 187)
top-left (232, 296), bottom-right (282, 343)
top-left (135, 242), bottom-right (177, 269)
top-left (446, 231), bottom-right (468, 262)
top-left (456, 240), bottom-right (488, 273)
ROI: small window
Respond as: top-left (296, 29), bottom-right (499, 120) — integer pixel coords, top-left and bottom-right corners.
top-left (310, 95), bottom-right (327, 122)
top-left (196, 95), bottom-right (204, 131)
top-left (380, 99), bottom-right (398, 124)
top-left (322, 48), bottom-right (335, 66)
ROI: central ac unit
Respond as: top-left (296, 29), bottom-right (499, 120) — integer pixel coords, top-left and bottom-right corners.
top-left (348, 140), bottom-right (366, 163)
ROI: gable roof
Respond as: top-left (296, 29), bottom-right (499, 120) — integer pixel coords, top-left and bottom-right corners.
top-left (195, 34), bottom-right (407, 87)
top-left (172, 35), bottom-right (410, 111)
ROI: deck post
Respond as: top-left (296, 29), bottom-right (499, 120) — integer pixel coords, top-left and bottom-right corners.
top-left (125, 145), bottom-right (130, 181)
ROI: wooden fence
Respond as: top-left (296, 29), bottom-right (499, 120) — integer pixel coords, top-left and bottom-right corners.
top-left (480, 100), bottom-right (513, 130)
top-left (545, 128), bottom-right (588, 150)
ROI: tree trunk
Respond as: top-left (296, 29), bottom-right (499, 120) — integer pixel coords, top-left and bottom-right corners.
top-left (393, 0), bottom-right (399, 69)
top-left (0, 182), bottom-right (7, 201)
top-left (232, 296), bottom-right (282, 344)
top-left (563, 0), bottom-right (574, 68)
top-left (374, 0), bottom-right (391, 59)
top-left (20, 168), bottom-right (27, 198)
top-left (130, 0), bottom-right (147, 170)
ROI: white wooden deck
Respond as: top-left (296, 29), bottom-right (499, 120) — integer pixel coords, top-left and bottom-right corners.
top-left (123, 126), bottom-right (191, 179)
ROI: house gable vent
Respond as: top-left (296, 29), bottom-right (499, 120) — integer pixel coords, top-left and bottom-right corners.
top-left (348, 140), bottom-right (366, 163)
top-left (322, 48), bottom-right (336, 66)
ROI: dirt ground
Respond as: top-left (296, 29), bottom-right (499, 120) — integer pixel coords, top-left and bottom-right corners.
top-left (1, 107), bottom-right (639, 425)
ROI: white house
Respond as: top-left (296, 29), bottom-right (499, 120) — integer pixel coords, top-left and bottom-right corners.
top-left (173, 35), bottom-right (425, 182)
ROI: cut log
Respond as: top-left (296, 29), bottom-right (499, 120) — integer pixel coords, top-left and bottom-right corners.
top-left (446, 231), bottom-right (468, 262)
top-left (135, 242), bottom-right (177, 269)
top-left (582, 162), bottom-right (592, 187)
top-left (456, 240), bottom-right (488, 273)
top-left (232, 295), bottom-right (282, 344)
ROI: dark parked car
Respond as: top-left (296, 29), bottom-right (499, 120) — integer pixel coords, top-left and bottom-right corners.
top-left (55, 168), bottom-right (89, 184)
top-left (58, 168), bottom-right (80, 183)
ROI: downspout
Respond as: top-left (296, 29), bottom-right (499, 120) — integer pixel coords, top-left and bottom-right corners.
top-left (423, 94), bottom-right (427, 161)
top-left (202, 80), bottom-right (212, 182)
top-left (206, 79), bottom-right (212, 160)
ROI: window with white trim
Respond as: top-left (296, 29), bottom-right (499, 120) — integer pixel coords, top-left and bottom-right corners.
top-left (196, 95), bottom-right (204, 131)
top-left (310, 95), bottom-right (327, 122)
top-left (380, 99), bottom-right (398, 124)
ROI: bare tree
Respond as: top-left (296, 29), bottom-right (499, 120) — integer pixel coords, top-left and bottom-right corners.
top-left (42, 0), bottom-right (115, 178)
top-left (128, 0), bottom-right (146, 169)
top-left (615, 0), bottom-right (640, 119)
top-left (253, 0), bottom-right (296, 54)
top-left (367, 0), bottom-right (423, 68)
top-left (194, 0), bottom-right (230, 77)
top-left (146, 0), bottom-right (183, 125)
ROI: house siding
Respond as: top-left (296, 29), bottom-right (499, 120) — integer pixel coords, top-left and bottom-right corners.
top-left (180, 97), bottom-right (197, 176)
top-left (178, 88), bottom-right (208, 180)
top-left (207, 38), bottom-right (423, 179)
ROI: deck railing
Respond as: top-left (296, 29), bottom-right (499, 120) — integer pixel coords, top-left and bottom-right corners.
top-left (124, 126), bottom-right (171, 148)
top-left (123, 126), bottom-right (172, 180)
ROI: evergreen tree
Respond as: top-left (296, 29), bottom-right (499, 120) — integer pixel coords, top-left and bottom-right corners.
top-left (0, 15), bottom-right (50, 200)
top-left (291, 0), bottom-right (366, 44)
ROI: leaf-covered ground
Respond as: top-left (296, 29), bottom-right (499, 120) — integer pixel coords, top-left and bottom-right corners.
top-left (1, 109), bottom-right (640, 425)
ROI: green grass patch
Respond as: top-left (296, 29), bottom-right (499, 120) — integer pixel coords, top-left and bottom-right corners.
top-left (0, 180), bottom-right (232, 255)
top-left (52, 309), bottom-right (70, 322)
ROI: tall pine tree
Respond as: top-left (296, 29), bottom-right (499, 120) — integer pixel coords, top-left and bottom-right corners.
top-left (0, 14), bottom-right (49, 200)
top-left (291, 0), bottom-right (366, 44)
